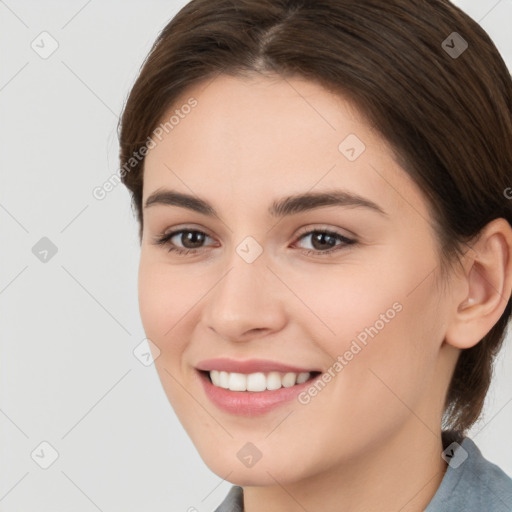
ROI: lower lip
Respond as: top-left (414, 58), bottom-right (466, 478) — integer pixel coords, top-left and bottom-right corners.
top-left (197, 370), bottom-right (318, 416)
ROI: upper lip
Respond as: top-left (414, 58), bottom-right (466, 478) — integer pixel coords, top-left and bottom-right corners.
top-left (195, 358), bottom-right (320, 374)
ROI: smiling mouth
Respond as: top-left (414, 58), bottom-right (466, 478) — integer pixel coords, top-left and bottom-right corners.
top-left (199, 369), bottom-right (322, 392)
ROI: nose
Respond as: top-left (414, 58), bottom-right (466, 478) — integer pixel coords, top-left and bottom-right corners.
top-left (203, 253), bottom-right (288, 342)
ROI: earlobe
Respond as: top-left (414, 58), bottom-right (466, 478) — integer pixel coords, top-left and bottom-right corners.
top-left (445, 218), bottom-right (512, 350)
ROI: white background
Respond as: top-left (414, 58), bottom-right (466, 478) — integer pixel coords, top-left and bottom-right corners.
top-left (1, 1), bottom-right (511, 510)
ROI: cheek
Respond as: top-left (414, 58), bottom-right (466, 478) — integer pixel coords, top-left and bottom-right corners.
top-left (138, 263), bottom-right (166, 342)
top-left (137, 260), bottom-right (200, 413)
top-left (137, 258), bottom-right (194, 359)
top-left (296, 249), bottom-right (443, 416)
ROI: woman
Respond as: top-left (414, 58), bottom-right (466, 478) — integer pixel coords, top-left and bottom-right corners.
top-left (118, 0), bottom-right (512, 510)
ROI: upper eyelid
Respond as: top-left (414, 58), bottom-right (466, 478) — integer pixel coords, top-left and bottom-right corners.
top-left (162, 224), bottom-right (353, 237)
top-left (296, 225), bottom-right (354, 238)
top-left (162, 226), bottom-right (216, 243)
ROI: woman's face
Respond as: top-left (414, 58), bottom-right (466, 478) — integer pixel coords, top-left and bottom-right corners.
top-left (138, 74), bottom-right (459, 485)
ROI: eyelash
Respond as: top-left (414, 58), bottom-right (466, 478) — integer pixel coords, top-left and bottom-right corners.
top-left (153, 227), bottom-right (356, 257)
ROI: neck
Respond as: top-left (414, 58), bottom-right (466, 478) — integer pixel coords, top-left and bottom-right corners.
top-left (242, 422), bottom-right (448, 512)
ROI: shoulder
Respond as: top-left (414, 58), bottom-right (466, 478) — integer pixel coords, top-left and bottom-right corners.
top-left (426, 432), bottom-right (512, 512)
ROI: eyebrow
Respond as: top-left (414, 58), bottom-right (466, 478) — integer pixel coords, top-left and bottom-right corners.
top-left (144, 188), bottom-right (387, 218)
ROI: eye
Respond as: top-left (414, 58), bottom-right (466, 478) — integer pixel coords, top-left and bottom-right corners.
top-left (153, 228), bottom-right (215, 255)
top-left (153, 227), bottom-right (356, 256)
top-left (293, 228), bottom-right (356, 256)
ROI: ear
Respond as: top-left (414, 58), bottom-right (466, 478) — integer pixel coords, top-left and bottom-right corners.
top-left (444, 218), bottom-right (512, 350)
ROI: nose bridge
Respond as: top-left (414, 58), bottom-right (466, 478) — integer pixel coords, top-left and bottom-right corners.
top-left (204, 240), bottom-right (286, 340)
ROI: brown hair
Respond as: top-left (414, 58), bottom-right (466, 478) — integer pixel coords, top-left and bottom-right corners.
top-left (118, 0), bottom-right (512, 435)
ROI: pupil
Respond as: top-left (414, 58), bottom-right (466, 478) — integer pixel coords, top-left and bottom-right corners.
top-left (184, 231), bottom-right (204, 248)
top-left (313, 232), bottom-right (335, 250)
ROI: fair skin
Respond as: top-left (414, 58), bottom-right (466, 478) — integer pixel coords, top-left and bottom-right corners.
top-left (138, 74), bottom-right (512, 512)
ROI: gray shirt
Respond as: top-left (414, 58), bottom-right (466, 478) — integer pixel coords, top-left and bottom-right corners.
top-left (213, 431), bottom-right (512, 511)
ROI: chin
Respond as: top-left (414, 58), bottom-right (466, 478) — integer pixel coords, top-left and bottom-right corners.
top-left (197, 447), bottom-right (311, 487)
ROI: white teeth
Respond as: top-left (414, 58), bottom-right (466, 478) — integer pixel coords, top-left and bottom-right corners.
top-left (208, 370), bottom-right (312, 392)
top-left (296, 372), bottom-right (310, 384)
top-left (219, 371), bottom-right (229, 388)
top-left (210, 370), bottom-right (221, 387)
top-left (247, 372), bottom-right (267, 392)
top-left (266, 371), bottom-right (282, 390)
top-left (228, 372), bottom-right (246, 391)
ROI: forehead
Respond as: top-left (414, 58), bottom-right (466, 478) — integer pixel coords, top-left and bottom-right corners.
top-left (142, 74), bottom-right (428, 222)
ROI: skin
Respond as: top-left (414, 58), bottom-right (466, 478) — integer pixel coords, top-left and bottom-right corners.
top-left (138, 73), bottom-right (512, 512)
